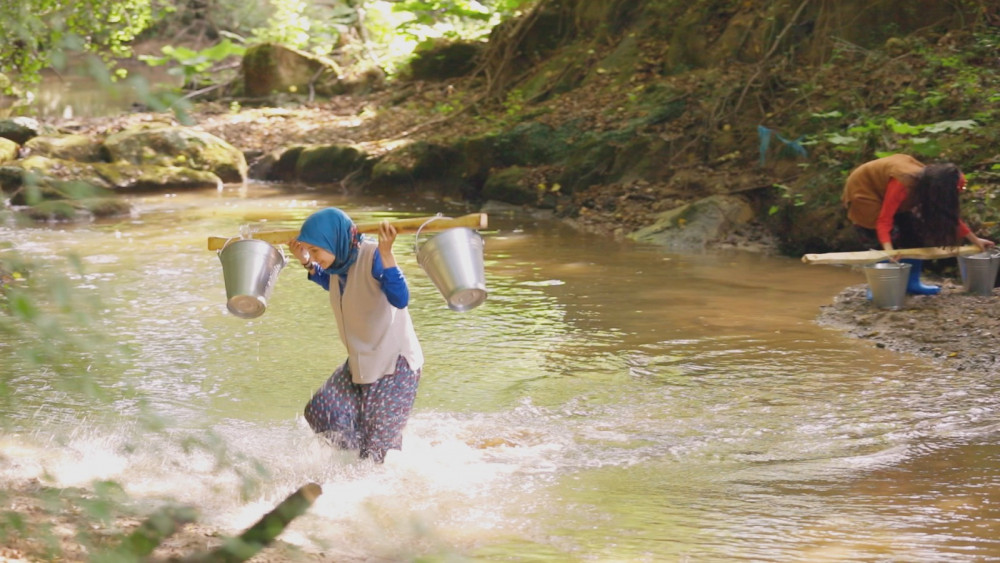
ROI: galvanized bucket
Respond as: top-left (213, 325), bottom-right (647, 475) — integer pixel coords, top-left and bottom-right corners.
top-left (959, 250), bottom-right (1000, 296)
top-left (218, 238), bottom-right (286, 319)
top-left (863, 262), bottom-right (911, 310)
top-left (415, 218), bottom-right (487, 312)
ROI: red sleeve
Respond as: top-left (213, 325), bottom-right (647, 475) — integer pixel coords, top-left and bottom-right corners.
top-left (957, 220), bottom-right (971, 239)
top-left (956, 173), bottom-right (971, 238)
top-left (876, 178), bottom-right (908, 244)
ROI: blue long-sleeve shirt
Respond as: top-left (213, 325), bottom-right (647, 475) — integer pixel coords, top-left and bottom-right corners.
top-left (306, 249), bottom-right (409, 308)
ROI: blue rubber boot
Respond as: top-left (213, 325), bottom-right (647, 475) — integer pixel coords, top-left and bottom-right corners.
top-left (900, 259), bottom-right (940, 295)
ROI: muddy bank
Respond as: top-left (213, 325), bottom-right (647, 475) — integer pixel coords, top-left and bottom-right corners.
top-left (817, 276), bottom-right (1000, 375)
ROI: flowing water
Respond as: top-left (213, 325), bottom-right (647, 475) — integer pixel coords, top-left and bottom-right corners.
top-left (3, 183), bottom-right (1000, 561)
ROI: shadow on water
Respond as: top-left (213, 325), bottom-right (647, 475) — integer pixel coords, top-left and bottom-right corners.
top-left (3, 183), bottom-right (1000, 560)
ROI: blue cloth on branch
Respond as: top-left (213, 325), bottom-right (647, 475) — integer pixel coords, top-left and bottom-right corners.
top-left (757, 125), bottom-right (808, 166)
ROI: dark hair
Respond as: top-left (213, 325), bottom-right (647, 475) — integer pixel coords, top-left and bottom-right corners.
top-left (908, 162), bottom-right (962, 247)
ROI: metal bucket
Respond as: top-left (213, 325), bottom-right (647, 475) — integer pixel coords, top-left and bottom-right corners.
top-left (863, 262), bottom-right (911, 310)
top-left (959, 250), bottom-right (1000, 296)
top-left (416, 220), bottom-right (487, 312)
top-left (218, 238), bottom-right (286, 319)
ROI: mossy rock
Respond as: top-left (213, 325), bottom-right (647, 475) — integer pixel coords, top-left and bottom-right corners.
top-left (8, 178), bottom-right (114, 206)
top-left (629, 195), bottom-right (754, 251)
top-left (24, 134), bottom-right (103, 162)
top-left (482, 166), bottom-right (538, 206)
top-left (77, 197), bottom-right (133, 218)
top-left (103, 125), bottom-right (247, 183)
top-left (4, 156), bottom-right (114, 204)
top-left (247, 149), bottom-right (281, 180)
top-left (93, 162), bottom-right (223, 191)
top-left (371, 142), bottom-right (463, 185)
top-left (0, 117), bottom-right (40, 145)
top-left (294, 144), bottom-right (367, 184)
top-left (3, 156), bottom-right (222, 201)
top-left (266, 146), bottom-right (306, 182)
top-left (19, 197), bottom-right (132, 222)
top-left (21, 199), bottom-right (80, 221)
top-left (0, 137), bottom-right (18, 164)
top-left (242, 43), bottom-right (342, 97)
top-left (406, 40), bottom-right (483, 81)
top-left (0, 165), bottom-right (22, 193)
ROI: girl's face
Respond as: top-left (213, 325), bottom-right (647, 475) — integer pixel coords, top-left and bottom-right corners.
top-left (303, 244), bottom-right (335, 269)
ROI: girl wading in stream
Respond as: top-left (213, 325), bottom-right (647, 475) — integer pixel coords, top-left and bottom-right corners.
top-left (288, 207), bottom-right (423, 463)
top-left (841, 153), bottom-right (995, 295)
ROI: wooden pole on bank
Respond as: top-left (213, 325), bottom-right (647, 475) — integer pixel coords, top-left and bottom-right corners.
top-left (206, 212), bottom-right (489, 251)
top-left (183, 482), bottom-right (323, 563)
top-left (802, 245), bottom-right (981, 265)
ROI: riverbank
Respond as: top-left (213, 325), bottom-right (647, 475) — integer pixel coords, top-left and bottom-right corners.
top-left (817, 276), bottom-right (1000, 375)
top-left (0, 477), bottom-right (326, 562)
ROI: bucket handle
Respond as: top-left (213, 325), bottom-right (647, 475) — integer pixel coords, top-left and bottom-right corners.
top-left (217, 235), bottom-right (242, 256)
top-left (217, 223), bottom-right (258, 256)
top-left (217, 225), bottom-right (288, 262)
top-left (414, 213), bottom-right (449, 255)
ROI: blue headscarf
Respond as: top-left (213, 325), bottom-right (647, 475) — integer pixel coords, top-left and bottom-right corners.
top-left (297, 208), bottom-right (363, 275)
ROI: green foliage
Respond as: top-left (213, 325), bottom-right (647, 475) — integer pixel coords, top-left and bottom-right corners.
top-left (822, 116), bottom-right (978, 158)
top-left (140, 38), bottom-right (247, 87)
top-left (769, 183), bottom-right (805, 215)
top-left (251, 0), bottom-right (354, 54)
top-left (394, 0), bottom-right (494, 39)
top-left (252, 0), bottom-right (314, 49)
top-left (0, 0), bottom-right (154, 84)
top-left (391, 0), bottom-right (534, 41)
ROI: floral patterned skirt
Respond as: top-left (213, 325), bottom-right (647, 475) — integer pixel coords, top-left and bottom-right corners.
top-left (304, 356), bottom-right (421, 463)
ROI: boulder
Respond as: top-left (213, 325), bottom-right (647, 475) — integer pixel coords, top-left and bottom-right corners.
top-left (0, 117), bottom-right (40, 144)
top-left (295, 144), bottom-right (367, 184)
top-left (264, 146), bottom-right (305, 182)
top-left (8, 156), bottom-right (115, 202)
top-left (242, 43), bottom-right (342, 97)
top-left (24, 134), bottom-right (103, 162)
top-left (629, 194), bottom-right (755, 251)
top-left (0, 137), bottom-right (18, 164)
top-left (19, 197), bottom-right (133, 222)
top-left (370, 142), bottom-right (463, 184)
top-left (247, 149), bottom-right (281, 180)
top-left (93, 162), bottom-right (223, 192)
top-left (103, 124), bottom-right (247, 183)
top-left (1, 156), bottom-right (222, 204)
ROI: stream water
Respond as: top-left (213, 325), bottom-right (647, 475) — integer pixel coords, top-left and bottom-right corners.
top-left (3, 183), bottom-right (1000, 561)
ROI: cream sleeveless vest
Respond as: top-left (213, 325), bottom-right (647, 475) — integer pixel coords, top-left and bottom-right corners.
top-left (329, 241), bottom-right (424, 384)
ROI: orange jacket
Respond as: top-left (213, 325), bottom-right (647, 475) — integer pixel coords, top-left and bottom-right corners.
top-left (841, 154), bottom-right (924, 229)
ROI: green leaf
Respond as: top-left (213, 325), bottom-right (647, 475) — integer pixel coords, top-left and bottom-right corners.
top-left (922, 120), bottom-right (978, 133)
top-left (885, 118), bottom-right (922, 135)
top-left (826, 133), bottom-right (857, 145)
top-left (810, 110), bottom-right (843, 119)
top-left (10, 292), bottom-right (39, 321)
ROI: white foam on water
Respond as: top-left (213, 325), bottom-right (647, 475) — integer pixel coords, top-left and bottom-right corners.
top-left (0, 403), bottom-right (576, 559)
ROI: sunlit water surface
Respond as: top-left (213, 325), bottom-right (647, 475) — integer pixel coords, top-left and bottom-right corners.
top-left (3, 184), bottom-right (1000, 561)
